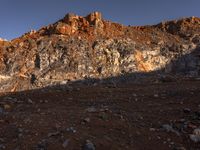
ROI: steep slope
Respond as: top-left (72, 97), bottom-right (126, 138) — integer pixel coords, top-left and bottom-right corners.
top-left (0, 12), bottom-right (200, 92)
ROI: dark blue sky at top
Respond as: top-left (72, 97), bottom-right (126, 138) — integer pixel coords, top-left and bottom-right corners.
top-left (0, 0), bottom-right (199, 40)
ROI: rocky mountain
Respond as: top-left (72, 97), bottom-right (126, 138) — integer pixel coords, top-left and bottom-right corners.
top-left (0, 12), bottom-right (200, 92)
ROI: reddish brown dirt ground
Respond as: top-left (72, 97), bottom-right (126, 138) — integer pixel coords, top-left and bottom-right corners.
top-left (0, 81), bottom-right (200, 150)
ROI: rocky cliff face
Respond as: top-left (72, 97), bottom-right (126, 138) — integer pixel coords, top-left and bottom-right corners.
top-left (0, 12), bottom-right (200, 92)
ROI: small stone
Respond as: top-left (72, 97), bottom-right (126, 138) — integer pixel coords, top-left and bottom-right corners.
top-left (149, 128), bottom-right (156, 131)
top-left (83, 118), bottom-right (90, 123)
top-left (99, 107), bottom-right (109, 112)
top-left (36, 139), bottom-right (47, 150)
top-left (18, 128), bottom-right (23, 133)
top-left (4, 104), bottom-right (11, 110)
top-left (167, 138), bottom-right (171, 141)
top-left (0, 107), bottom-right (4, 114)
top-left (86, 107), bottom-right (97, 113)
top-left (62, 139), bottom-right (69, 148)
top-left (161, 124), bottom-right (180, 136)
top-left (190, 128), bottom-right (200, 142)
top-left (27, 99), bottom-right (33, 104)
top-left (162, 124), bottom-right (172, 131)
top-left (188, 123), bottom-right (197, 129)
top-left (83, 140), bottom-right (95, 150)
top-left (157, 136), bottom-right (161, 139)
top-left (3, 96), bottom-right (17, 102)
top-left (190, 134), bottom-right (200, 143)
top-left (66, 127), bottom-right (76, 133)
top-left (183, 108), bottom-right (191, 113)
top-left (132, 93), bottom-right (137, 97)
top-left (48, 131), bottom-right (60, 137)
top-left (179, 119), bottom-right (186, 122)
top-left (154, 94), bottom-right (159, 98)
top-left (193, 128), bottom-right (200, 135)
top-left (173, 147), bottom-right (186, 150)
top-left (0, 144), bottom-right (6, 149)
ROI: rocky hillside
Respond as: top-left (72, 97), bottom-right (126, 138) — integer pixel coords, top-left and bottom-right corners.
top-left (0, 12), bottom-right (200, 92)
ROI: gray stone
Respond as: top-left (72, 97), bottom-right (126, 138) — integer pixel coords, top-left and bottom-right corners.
top-left (190, 134), bottom-right (200, 143)
top-left (83, 117), bottom-right (90, 123)
top-left (83, 140), bottom-right (95, 150)
top-left (0, 107), bottom-right (3, 114)
top-left (27, 98), bottom-right (34, 104)
top-left (62, 139), bottom-right (70, 148)
top-left (0, 144), bottom-right (6, 149)
top-left (47, 131), bottom-right (60, 137)
top-left (36, 139), bottom-right (47, 150)
top-left (86, 107), bottom-right (97, 113)
top-left (66, 127), bottom-right (76, 133)
top-left (193, 128), bottom-right (200, 135)
top-left (161, 124), bottom-right (180, 136)
top-left (183, 108), bottom-right (191, 113)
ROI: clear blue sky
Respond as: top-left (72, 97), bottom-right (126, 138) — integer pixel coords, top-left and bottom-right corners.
top-left (0, 0), bottom-right (199, 40)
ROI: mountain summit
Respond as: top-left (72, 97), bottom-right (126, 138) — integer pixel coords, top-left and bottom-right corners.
top-left (0, 12), bottom-right (200, 92)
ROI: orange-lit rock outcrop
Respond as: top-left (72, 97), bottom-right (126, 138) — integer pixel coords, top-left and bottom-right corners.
top-left (0, 12), bottom-right (200, 92)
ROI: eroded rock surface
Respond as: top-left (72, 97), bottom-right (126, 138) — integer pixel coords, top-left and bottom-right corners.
top-left (0, 12), bottom-right (200, 92)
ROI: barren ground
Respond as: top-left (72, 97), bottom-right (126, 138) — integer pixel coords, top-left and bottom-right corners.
top-left (0, 80), bottom-right (200, 150)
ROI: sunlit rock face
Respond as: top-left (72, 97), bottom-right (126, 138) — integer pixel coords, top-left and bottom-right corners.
top-left (50, 12), bottom-right (104, 36)
top-left (0, 12), bottom-right (200, 92)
